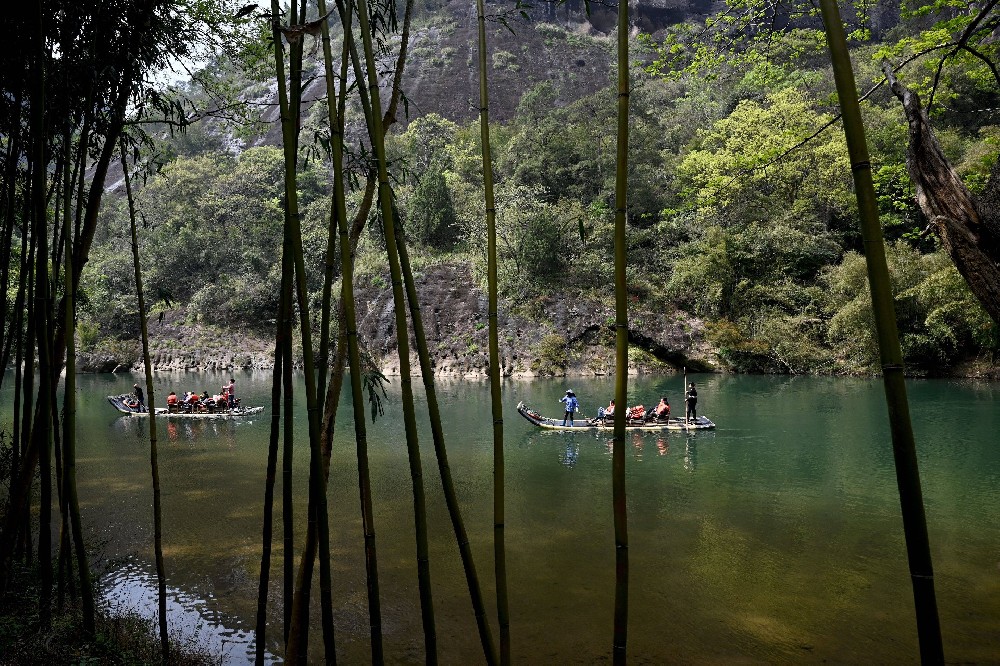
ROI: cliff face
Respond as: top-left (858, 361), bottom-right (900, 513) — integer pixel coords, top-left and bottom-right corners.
top-left (352, 263), bottom-right (714, 376)
top-left (86, 263), bottom-right (714, 376)
top-left (234, 0), bottom-right (711, 152)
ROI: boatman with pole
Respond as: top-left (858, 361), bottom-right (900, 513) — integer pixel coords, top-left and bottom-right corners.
top-left (684, 382), bottom-right (698, 424)
top-left (560, 390), bottom-right (579, 426)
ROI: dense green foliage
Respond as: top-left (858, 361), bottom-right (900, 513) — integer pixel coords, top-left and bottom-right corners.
top-left (81, 0), bottom-right (999, 375)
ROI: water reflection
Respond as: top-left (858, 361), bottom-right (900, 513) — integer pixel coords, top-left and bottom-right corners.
top-left (683, 436), bottom-right (696, 471)
top-left (110, 415), bottom-right (254, 448)
top-left (33, 372), bottom-right (1000, 664)
top-left (102, 560), bottom-right (277, 664)
top-left (559, 437), bottom-right (580, 468)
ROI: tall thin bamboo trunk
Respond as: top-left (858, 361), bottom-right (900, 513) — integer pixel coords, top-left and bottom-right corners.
top-left (323, 5), bottom-right (388, 659)
top-left (254, 278), bottom-right (284, 664)
top-left (64, 124), bottom-right (94, 634)
top-left (393, 205), bottom-right (499, 664)
top-left (473, 1), bottom-right (509, 661)
top-left (282, 267), bottom-right (295, 647)
top-left (28, 3), bottom-right (54, 626)
top-left (352, 0), bottom-right (441, 658)
top-left (817, 2), bottom-right (943, 663)
top-left (611, 0), bottom-right (631, 663)
top-left (121, 144), bottom-right (169, 660)
top-left (269, 3), bottom-right (336, 661)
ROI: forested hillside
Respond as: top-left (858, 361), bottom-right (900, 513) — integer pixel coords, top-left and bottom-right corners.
top-left (81, 0), bottom-right (999, 376)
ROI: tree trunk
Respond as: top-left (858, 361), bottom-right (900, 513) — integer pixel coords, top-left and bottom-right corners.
top-left (885, 64), bottom-right (1000, 324)
top-left (612, 0), bottom-right (631, 662)
top-left (474, 1), bottom-right (509, 661)
top-left (122, 144), bottom-right (169, 660)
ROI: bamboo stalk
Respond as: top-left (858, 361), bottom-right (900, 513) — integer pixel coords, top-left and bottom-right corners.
top-left (64, 123), bottom-right (94, 635)
top-left (281, 233), bottom-right (297, 650)
top-left (817, 2), bottom-right (944, 663)
top-left (393, 203), bottom-right (499, 664)
top-left (254, 283), bottom-right (284, 664)
top-left (121, 143), bottom-right (168, 660)
top-left (25, 5), bottom-right (55, 626)
top-left (268, 3), bottom-right (336, 661)
top-left (473, 1), bottom-right (509, 661)
top-left (284, 6), bottom-right (358, 661)
top-left (352, 0), bottom-right (440, 658)
top-left (612, 0), bottom-right (631, 662)
top-left (323, 4), bottom-right (388, 659)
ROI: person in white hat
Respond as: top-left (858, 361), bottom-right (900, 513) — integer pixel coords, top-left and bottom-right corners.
top-left (559, 390), bottom-right (578, 427)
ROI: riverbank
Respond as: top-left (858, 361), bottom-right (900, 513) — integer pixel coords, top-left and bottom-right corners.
top-left (77, 264), bottom-right (718, 378)
top-left (75, 264), bottom-right (999, 379)
top-left (0, 564), bottom-right (219, 665)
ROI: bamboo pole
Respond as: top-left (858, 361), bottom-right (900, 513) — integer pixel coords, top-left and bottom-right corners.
top-left (254, 289), bottom-right (283, 664)
top-left (268, 3), bottom-right (336, 661)
top-left (281, 263), bottom-right (295, 647)
top-left (393, 204), bottom-right (499, 664)
top-left (817, 2), bottom-right (944, 663)
top-left (63, 123), bottom-right (94, 635)
top-left (354, 28), bottom-right (436, 666)
top-left (473, 1), bottom-right (509, 661)
top-left (612, 0), bottom-right (631, 662)
top-left (25, 4), bottom-right (55, 626)
top-left (353, 0), bottom-right (440, 658)
top-left (121, 143), bottom-right (169, 660)
top-left (322, 4), bottom-right (388, 659)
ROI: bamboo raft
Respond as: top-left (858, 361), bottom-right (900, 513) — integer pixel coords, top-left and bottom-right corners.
top-left (107, 394), bottom-right (264, 418)
top-left (516, 401), bottom-right (715, 431)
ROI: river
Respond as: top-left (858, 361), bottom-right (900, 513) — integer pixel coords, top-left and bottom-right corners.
top-left (8, 372), bottom-right (998, 663)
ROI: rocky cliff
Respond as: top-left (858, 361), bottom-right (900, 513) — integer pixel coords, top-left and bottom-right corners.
top-left (80, 263), bottom-right (715, 376)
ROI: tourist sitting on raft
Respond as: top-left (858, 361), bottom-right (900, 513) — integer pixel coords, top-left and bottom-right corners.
top-left (649, 396), bottom-right (670, 422)
top-left (592, 399), bottom-right (616, 424)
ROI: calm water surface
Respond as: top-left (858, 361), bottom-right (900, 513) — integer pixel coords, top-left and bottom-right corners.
top-left (11, 372), bottom-right (998, 663)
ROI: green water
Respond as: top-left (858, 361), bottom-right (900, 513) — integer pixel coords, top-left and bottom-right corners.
top-left (12, 372), bottom-right (999, 663)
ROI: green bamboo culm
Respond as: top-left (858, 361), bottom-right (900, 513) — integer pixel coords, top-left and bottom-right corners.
top-left (353, 0), bottom-right (438, 656)
top-left (268, 2), bottom-right (337, 661)
top-left (473, 0), bottom-right (509, 661)
top-left (29, 9), bottom-right (54, 625)
top-left (283, 2), bottom-right (349, 658)
top-left (816, 1), bottom-right (944, 663)
top-left (611, 0), bottom-right (631, 662)
top-left (121, 142), bottom-right (169, 660)
top-left (293, 6), bottom-right (388, 661)
top-left (62, 123), bottom-right (94, 636)
top-left (392, 202), bottom-right (499, 664)
top-left (254, 282), bottom-right (283, 664)
top-left (322, 2), bottom-right (389, 659)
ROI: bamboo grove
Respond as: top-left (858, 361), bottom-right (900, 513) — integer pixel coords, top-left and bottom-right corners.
top-left (2, 0), bottom-right (976, 662)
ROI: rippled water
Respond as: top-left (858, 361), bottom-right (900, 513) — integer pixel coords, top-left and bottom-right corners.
top-left (14, 371), bottom-right (998, 663)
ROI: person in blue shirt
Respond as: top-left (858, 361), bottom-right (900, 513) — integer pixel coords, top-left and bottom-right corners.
top-left (559, 390), bottom-right (579, 426)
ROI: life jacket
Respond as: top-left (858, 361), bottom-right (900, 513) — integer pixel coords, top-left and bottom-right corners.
top-left (629, 405), bottom-right (645, 419)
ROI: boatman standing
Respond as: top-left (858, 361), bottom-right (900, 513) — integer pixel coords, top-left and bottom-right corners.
top-left (684, 383), bottom-right (698, 424)
top-left (560, 389), bottom-right (579, 426)
top-left (227, 378), bottom-right (236, 408)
